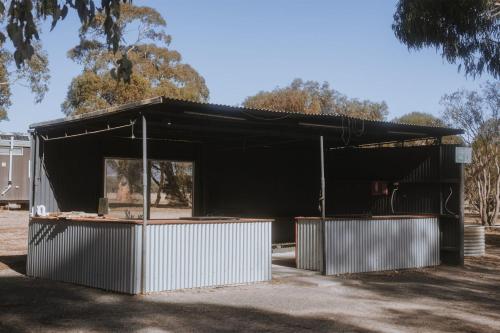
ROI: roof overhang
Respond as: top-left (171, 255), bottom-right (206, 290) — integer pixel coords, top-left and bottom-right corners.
top-left (30, 97), bottom-right (463, 147)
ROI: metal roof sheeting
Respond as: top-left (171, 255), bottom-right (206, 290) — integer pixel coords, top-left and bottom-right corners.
top-left (30, 96), bottom-right (462, 134)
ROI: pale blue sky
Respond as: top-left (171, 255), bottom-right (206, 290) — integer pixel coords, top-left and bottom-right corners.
top-left (1, 0), bottom-right (493, 133)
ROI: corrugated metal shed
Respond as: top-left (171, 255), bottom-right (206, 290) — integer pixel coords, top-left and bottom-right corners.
top-left (27, 97), bottom-right (464, 276)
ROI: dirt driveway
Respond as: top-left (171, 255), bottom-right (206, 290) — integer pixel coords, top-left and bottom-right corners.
top-left (1, 210), bottom-right (499, 332)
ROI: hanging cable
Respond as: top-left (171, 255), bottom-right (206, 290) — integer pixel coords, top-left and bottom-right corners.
top-left (444, 186), bottom-right (456, 215)
top-left (341, 116), bottom-right (352, 146)
top-left (390, 186), bottom-right (399, 214)
top-left (41, 120), bottom-right (137, 141)
top-left (353, 118), bottom-right (365, 137)
top-left (241, 111), bottom-right (292, 121)
top-left (130, 120), bottom-right (136, 139)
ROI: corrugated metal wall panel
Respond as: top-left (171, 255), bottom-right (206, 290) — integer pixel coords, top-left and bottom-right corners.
top-left (296, 220), bottom-right (323, 271)
top-left (27, 221), bottom-right (141, 294)
top-left (145, 221), bottom-right (272, 293)
top-left (32, 136), bottom-right (59, 212)
top-left (324, 217), bottom-right (440, 275)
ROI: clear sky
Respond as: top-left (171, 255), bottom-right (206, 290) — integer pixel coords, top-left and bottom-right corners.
top-left (1, 0), bottom-right (494, 133)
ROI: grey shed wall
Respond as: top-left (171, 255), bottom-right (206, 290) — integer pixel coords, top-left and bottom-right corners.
top-left (0, 138), bottom-right (30, 203)
top-left (27, 219), bottom-right (272, 294)
top-left (27, 220), bottom-right (142, 294)
top-left (296, 217), bottom-right (440, 275)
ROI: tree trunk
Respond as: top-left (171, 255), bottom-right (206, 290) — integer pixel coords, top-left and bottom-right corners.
top-left (154, 170), bottom-right (165, 207)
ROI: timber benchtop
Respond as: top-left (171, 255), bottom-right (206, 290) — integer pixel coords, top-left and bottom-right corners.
top-left (295, 214), bottom-right (439, 221)
top-left (30, 216), bottom-right (274, 225)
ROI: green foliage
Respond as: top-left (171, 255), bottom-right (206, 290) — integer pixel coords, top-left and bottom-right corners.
top-left (393, 111), bottom-right (462, 144)
top-left (393, 0), bottom-right (500, 79)
top-left (243, 79), bottom-right (388, 121)
top-left (0, 0), bottom-right (129, 69)
top-left (0, 42), bottom-right (49, 121)
top-left (0, 0), bottom-right (129, 121)
top-left (393, 111), bottom-right (446, 127)
top-left (62, 4), bottom-right (209, 115)
top-left (0, 51), bottom-right (11, 120)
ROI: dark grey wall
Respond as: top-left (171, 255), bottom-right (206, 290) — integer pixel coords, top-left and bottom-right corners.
top-left (32, 134), bottom-right (463, 264)
top-left (34, 134), bottom-right (199, 213)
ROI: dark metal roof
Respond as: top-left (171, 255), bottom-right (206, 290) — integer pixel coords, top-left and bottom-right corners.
top-left (30, 96), bottom-right (463, 146)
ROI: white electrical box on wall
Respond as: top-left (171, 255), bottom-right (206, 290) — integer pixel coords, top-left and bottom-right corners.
top-left (455, 147), bottom-right (472, 164)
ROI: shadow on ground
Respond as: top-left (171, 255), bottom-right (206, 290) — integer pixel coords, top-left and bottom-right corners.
top-left (1, 232), bottom-right (500, 332)
top-left (272, 256), bottom-right (296, 268)
top-left (333, 232), bottom-right (500, 332)
top-left (0, 255), bottom-right (26, 275)
top-left (0, 274), bottom-right (371, 333)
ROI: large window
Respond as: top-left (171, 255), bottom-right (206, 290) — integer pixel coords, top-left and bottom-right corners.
top-left (104, 159), bottom-right (193, 219)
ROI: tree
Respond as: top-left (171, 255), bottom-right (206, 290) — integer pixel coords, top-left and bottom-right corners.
top-left (0, 0), bottom-right (129, 69)
top-left (393, 111), bottom-right (462, 145)
top-left (151, 161), bottom-right (192, 208)
top-left (243, 79), bottom-right (389, 121)
top-left (441, 82), bottom-right (499, 225)
top-left (62, 4), bottom-right (209, 115)
top-left (0, 0), bottom-right (131, 121)
top-left (393, 0), bottom-right (500, 79)
top-left (107, 159), bottom-right (142, 203)
top-left (0, 43), bottom-right (50, 121)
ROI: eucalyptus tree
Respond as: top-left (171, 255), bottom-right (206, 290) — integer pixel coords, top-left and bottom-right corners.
top-left (393, 0), bottom-right (500, 79)
top-left (62, 3), bottom-right (209, 115)
top-left (392, 111), bottom-right (462, 145)
top-left (243, 78), bottom-right (388, 121)
top-left (0, 0), bottom-right (130, 120)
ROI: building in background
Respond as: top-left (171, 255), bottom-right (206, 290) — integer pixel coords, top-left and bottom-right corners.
top-left (0, 132), bottom-right (30, 208)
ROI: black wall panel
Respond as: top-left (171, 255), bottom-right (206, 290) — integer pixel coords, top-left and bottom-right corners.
top-left (34, 132), bottom-right (463, 263)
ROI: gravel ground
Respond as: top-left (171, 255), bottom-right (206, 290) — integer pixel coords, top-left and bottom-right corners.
top-left (1, 210), bottom-right (499, 333)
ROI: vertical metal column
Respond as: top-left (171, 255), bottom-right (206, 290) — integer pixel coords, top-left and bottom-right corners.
top-left (320, 136), bottom-right (326, 219)
top-left (141, 115), bottom-right (148, 293)
top-left (320, 136), bottom-right (326, 275)
top-left (458, 162), bottom-right (465, 265)
top-left (438, 138), bottom-right (443, 215)
top-left (28, 131), bottom-right (37, 213)
top-left (7, 136), bottom-right (13, 186)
